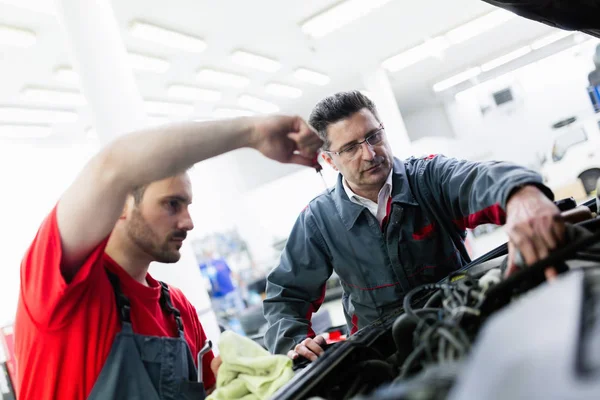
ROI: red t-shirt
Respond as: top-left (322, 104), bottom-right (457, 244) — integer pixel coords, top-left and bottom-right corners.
top-left (14, 206), bottom-right (216, 400)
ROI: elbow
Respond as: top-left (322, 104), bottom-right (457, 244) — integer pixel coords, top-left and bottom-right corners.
top-left (91, 141), bottom-right (134, 192)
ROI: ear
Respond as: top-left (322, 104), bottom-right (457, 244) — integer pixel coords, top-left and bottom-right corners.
top-left (120, 196), bottom-right (133, 220)
top-left (321, 152), bottom-right (338, 171)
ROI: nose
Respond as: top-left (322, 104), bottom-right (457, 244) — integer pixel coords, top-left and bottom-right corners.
top-left (360, 141), bottom-right (376, 161)
top-left (178, 208), bottom-right (194, 232)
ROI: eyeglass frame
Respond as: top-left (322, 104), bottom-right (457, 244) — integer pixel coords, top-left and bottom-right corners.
top-left (323, 124), bottom-right (385, 159)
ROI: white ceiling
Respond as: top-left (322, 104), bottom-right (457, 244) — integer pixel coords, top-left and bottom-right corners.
top-left (0, 0), bottom-right (588, 146)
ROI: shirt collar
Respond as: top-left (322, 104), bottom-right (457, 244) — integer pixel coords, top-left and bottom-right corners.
top-left (342, 169), bottom-right (393, 204)
top-left (332, 158), bottom-right (418, 230)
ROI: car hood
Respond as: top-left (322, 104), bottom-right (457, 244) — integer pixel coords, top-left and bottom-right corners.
top-left (482, 0), bottom-right (600, 38)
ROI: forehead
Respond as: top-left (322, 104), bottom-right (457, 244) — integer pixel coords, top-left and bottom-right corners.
top-left (326, 108), bottom-right (379, 147)
top-left (145, 173), bottom-right (193, 202)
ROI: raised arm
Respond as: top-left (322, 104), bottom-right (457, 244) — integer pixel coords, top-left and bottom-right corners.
top-left (57, 115), bottom-right (322, 279)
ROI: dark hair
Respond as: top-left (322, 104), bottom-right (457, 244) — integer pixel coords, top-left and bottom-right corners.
top-left (130, 167), bottom-right (194, 205)
top-left (309, 90), bottom-right (379, 150)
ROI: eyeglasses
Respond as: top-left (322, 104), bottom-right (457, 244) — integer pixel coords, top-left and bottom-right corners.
top-left (324, 124), bottom-right (385, 161)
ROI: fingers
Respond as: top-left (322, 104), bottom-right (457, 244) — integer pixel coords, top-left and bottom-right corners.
top-left (287, 337), bottom-right (325, 362)
top-left (505, 241), bottom-right (518, 277)
top-left (505, 215), bottom-right (566, 279)
top-left (545, 267), bottom-right (558, 281)
top-left (288, 153), bottom-right (316, 167)
top-left (210, 356), bottom-right (222, 377)
top-left (506, 222), bottom-right (540, 266)
top-left (314, 335), bottom-right (327, 346)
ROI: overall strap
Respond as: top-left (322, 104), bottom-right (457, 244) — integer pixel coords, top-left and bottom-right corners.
top-left (159, 282), bottom-right (184, 333)
top-left (105, 269), bottom-right (132, 323)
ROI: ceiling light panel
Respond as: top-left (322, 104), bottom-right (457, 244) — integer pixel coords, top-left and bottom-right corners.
top-left (301, 0), bottom-right (393, 38)
top-left (212, 108), bottom-right (255, 119)
top-left (264, 83), bottom-right (302, 99)
top-left (129, 21), bottom-right (206, 52)
top-left (128, 52), bottom-right (170, 73)
top-left (481, 46), bottom-right (532, 72)
top-left (433, 67), bottom-right (481, 92)
top-left (0, 107), bottom-right (78, 124)
top-left (21, 87), bottom-right (87, 107)
top-left (531, 30), bottom-right (574, 50)
top-left (0, 25), bottom-right (36, 47)
top-left (237, 95), bottom-right (280, 114)
top-left (445, 9), bottom-right (516, 45)
top-left (144, 101), bottom-right (194, 116)
top-left (54, 67), bottom-right (80, 84)
top-left (0, 124), bottom-right (52, 139)
top-left (196, 69), bottom-right (250, 88)
top-left (167, 85), bottom-right (222, 102)
top-left (231, 51), bottom-right (281, 72)
top-left (294, 68), bottom-right (330, 86)
top-left (382, 36), bottom-right (450, 72)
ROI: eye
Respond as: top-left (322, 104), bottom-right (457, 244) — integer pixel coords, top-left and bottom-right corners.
top-left (166, 200), bottom-right (181, 213)
top-left (341, 143), bottom-right (359, 154)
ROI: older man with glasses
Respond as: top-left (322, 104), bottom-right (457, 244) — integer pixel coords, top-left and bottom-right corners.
top-left (263, 90), bottom-right (565, 362)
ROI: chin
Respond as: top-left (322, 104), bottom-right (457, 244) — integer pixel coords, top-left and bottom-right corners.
top-left (155, 251), bottom-right (181, 264)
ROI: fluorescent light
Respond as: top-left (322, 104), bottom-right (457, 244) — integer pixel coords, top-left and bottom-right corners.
top-left (167, 85), bottom-right (222, 102)
top-left (0, 124), bottom-right (52, 139)
top-left (231, 50), bottom-right (281, 72)
top-left (445, 9), bottom-right (515, 45)
top-left (237, 95), bottom-right (279, 114)
top-left (129, 20), bottom-right (206, 52)
top-left (21, 87), bottom-right (87, 107)
top-left (481, 46), bottom-right (532, 72)
top-left (196, 68), bottom-right (250, 88)
top-left (54, 67), bottom-right (80, 84)
top-left (433, 67), bottom-right (481, 92)
top-left (301, 0), bottom-right (393, 38)
top-left (0, 25), bottom-right (36, 47)
top-left (0, 107), bottom-right (78, 124)
top-left (265, 83), bottom-right (303, 99)
top-left (0, 0), bottom-right (56, 15)
top-left (294, 68), bottom-right (330, 86)
top-left (212, 108), bottom-right (255, 119)
top-left (382, 36), bottom-right (450, 72)
top-left (144, 101), bottom-right (194, 116)
top-left (531, 30), bottom-right (574, 50)
top-left (128, 52), bottom-right (170, 73)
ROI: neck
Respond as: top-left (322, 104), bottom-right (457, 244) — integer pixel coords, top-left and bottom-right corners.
top-left (105, 233), bottom-right (152, 286)
top-left (346, 179), bottom-right (383, 203)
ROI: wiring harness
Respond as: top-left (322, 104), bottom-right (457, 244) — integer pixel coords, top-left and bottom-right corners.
top-left (393, 269), bottom-right (502, 380)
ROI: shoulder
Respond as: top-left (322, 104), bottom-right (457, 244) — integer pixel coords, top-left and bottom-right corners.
top-left (165, 284), bottom-right (194, 312)
top-left (301, 188), bottom-right (336, 216)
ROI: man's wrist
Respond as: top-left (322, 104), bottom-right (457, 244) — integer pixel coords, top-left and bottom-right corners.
top-left (506, 184), bottom-right (544, 210)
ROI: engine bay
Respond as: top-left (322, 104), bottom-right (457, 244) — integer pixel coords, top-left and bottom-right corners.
top-left (271, 198), bottom-right (600, 400)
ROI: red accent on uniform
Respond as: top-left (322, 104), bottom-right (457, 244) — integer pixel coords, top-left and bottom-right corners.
top-left (412, 223), bottom-right (435, 240)
top-left (453, 203), bottom-right (506, 230)
top-left (304, 285), bottom-right (327, 338)
top-left (15, 206), bottom-right (216, 400)
top-left (350, 314), bottom-right (359, 335)
top-left (380, 196), bottom-right (393, 231)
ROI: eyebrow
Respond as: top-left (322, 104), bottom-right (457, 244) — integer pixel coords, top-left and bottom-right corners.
top-left (338, 126), bottom-right (381, 151)
top-left (162, 195), bottom-right (192, 205)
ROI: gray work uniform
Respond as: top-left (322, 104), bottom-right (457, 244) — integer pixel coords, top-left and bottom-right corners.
top-left (86, 269), bottom-right (206, 400)
top-left (263, 155), bottom-right (551, 354)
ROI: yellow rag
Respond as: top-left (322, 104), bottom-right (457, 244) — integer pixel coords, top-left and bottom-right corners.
top-left (206, 331), bottom-right (294, 400)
